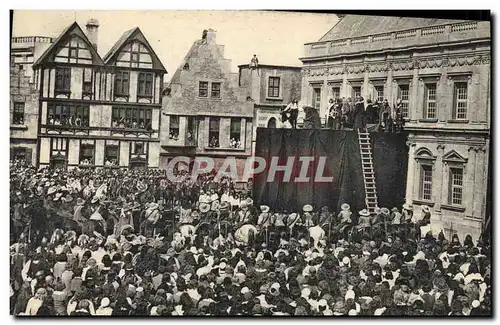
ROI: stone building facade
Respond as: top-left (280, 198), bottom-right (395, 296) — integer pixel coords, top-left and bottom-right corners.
top-left (10, 57), bottom-right (39, 165)
top-left (238, 64), bottom-right (302, 152)
top-left (160, 29), bottom-right (253, 179)
top-left (301, 15), bottom-right (491, 240)
top-left (33, 19), bottom-right (166, 169)
top-left (11, 36), bottom-right (54, 83)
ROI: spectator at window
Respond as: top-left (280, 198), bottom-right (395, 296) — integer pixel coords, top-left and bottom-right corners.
top-left (75, 116), bottom-right (82, 127)
top-left (209, 136), bottom-right (219, 148)
top-left (394, 99), bottom-right (405, 133)
top-left (54, 118), bottom-right (61, 126)
top-left (48, 115), bottom-right (54, 125)
top-left (169, 131), bottom-right (179, 141)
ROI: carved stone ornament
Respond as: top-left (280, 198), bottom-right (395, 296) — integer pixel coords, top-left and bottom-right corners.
top-left (437, 144), bottom-right (446, 150)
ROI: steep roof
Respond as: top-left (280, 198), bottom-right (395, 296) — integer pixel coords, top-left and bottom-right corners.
top-left (103, 27), bottom-right (167, 72)
top-left (32, 22), bottom-right (104, 68)
top-left (169, 40), bottom-right (203, 85)
top-left (318, 14), bottom-right (468, 42)
top-left (102, 28), bottom-right (136, 62)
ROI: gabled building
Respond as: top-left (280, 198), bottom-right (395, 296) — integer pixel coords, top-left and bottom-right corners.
top-left (160, 29), bottom-right (253, 178)
top-left (238, 63), bottom-right (302, 152)
top-left (301, 14), bottom-right (491, 240)
top-left (33, 19), bottom-right (167, 169)
top-left (10, 57), bottom-right (39, 165)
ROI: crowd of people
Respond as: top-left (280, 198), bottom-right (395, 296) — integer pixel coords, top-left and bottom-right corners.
top-left (281, 97), bottom-right (406, 132)
top-left (111, 118), bottom-right (153, 131)
top-left (48, 115), bottom-right (89, 128)
top-left (10, 161), bottom-right (491, 317)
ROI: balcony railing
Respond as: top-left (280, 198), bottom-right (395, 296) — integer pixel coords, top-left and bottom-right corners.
top-left (11, 36), bottom-right (54, 44)
top-left (303, 20), bottom-right (489, 59)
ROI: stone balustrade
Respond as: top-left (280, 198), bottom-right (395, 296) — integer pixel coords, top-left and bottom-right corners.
top-left (303, 21), bottom-right (489, 59)
top-left (11, 36), bottom-right (54, 44)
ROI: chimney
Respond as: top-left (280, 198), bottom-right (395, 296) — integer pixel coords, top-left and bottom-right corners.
top-left (206, 28), bottom-right (216, 44)
top-left (86, 18), bottom-right (99, 50)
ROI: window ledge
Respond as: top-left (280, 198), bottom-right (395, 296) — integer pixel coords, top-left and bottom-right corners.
top-left (447, 119), bottom-right (469, 124)
top-left (465, 215), bottom-right (483, 222)
top-left (10, 124), bottom-right (28, 130)
top-left (163, 143), bottom-right (198, 148)
top-left (55, 90), bottom-right (71, 95)
top-left (43, 124), bottom-right (90, 130)
top-left (441, 204), bottom-right (466, 213)
top-left (197, 96), bottom-right (222, 100)
top-left (266, 96), bottom-right (283, 101)
top-left (412, 199), bottom-right (435, 207)
top-left (204, 147), bottom-right (245, 151)
top-left (418, 118), bottom-right (438, 123)
top-left (78, 164), bottom-right (97, 168)
top-left (110, 127), bottom-right (154, 133)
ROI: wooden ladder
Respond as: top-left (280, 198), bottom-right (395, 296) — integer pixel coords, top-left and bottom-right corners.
top-left (358, 130), bottom-right (378, 214)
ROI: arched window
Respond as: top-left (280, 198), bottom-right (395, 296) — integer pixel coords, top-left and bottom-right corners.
top-left (267, 117), bottom-right (277, 128)
top-left (116, 41), bottom-right (152, 69)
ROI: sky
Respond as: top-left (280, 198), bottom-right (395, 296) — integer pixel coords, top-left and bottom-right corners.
top-left (12, 10), bottom-right (338, 81)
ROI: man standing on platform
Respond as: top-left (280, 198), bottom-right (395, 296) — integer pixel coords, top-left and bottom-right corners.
top-left (353, 96), bottom-right (367, 131)
top-left (283, 99), bottom-right (299, 129)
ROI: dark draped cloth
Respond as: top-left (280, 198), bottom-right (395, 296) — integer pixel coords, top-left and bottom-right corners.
top-left (253, 129), bottom-right (408, 213)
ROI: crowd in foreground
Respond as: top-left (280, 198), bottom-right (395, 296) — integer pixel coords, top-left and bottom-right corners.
top-left (10, 162), bottom-right (491, 316)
